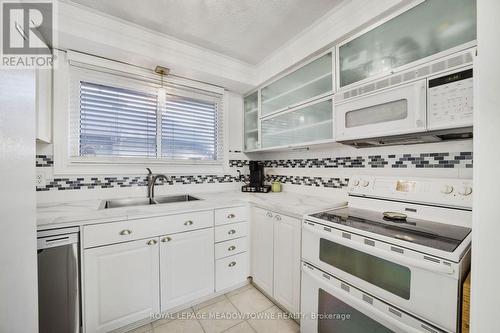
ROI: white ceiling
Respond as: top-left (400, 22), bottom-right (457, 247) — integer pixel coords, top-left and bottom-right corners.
top-left (67, 0), bottom-right (344, 64)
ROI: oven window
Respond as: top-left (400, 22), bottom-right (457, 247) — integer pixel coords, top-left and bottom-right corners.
top-left (319, 239), bottom-right (411, 299)
top-left (318, 289), bottom-right (395, 333)
top-left (345, 99), bottom-right (408, 128)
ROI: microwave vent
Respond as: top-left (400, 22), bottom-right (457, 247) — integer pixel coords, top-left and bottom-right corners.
top-left (403, 71), bottom-right (416, 81)
top-left (416, 66), bottom-right (430, 77)
top-left (432, 61), bottom-right (446, 73)
top-left (359, 83), bottom-right (375, 94)
top-left (376, 78), bottom-right (389, 90)
top-left (336, 48), bottom-right (475, 103)
top-left (390, 75), bottom-right (402, 86)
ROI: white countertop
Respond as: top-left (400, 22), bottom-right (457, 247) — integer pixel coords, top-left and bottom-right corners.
top-left (37, 190), bottom-right (347, 230)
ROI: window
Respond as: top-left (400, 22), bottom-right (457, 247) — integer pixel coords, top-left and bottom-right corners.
top-left (69, 64), bottom-right (224, 164)
top-left (79, 82), bottom-right (158, 157)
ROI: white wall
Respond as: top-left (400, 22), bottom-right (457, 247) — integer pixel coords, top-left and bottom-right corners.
top-left (470, 1), bottom-right (500, 332)
top-left (0, 71), bottom-right (38, 332)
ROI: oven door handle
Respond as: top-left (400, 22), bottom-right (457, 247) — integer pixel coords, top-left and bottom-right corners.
top-left (303, 267), bottom-right (426, 333)
top-left (306, 223), bottom-right (455, 275)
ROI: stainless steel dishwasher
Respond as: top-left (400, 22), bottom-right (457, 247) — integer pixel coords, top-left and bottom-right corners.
top-left (37, 227), bottom-right (80, 333)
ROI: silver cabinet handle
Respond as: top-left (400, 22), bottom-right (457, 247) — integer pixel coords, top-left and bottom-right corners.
top-left (228, 245), bottom-right (236, 251)
top-left (274, 215), bottom-right (282, 221)
top-left (184, 220), bottom-right (193, 226)
top-left (147, 239), bottom-right (157, 246)
top-left (119, 229), bottom-right (132, 236)
top-left (227, 213), bottom-right (236, 219)
top-left (161, 237), bottom-right (172, 242)
top-left (228, 261), bottom-right (237, 267)
top-left (266, 212), bottom-right (273, 218)
top-left (228, 229), bottom-right (236, 235)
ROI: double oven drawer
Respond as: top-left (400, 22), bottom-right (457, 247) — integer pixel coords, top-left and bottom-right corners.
top-left (302, 220), bottom-right (461, 332)
top-left (300, 263), bottom-right (444, 333)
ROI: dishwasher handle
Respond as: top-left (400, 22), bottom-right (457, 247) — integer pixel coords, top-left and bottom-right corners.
top-left (37, 232), bottom-right (79, 250)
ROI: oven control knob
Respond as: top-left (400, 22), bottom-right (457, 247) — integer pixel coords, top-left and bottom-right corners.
top-left (440, 185), bottom-right (454, 194)
top-left (361, 180), bottom-right (370, 187)
top-left (458, 186), bottom-right (473, 196)
top-left (352, 179), bottom-right (360, 186)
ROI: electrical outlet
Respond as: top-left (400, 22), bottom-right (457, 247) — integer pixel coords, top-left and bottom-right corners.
top-left (35, 170), bottom-right (46, 187)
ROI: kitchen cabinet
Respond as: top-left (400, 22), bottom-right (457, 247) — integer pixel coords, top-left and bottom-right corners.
top-left (261, 96), bottom-right (333, 149)
top-left (214, 206), bottom-right (250, 292)
top-left (244, 91), bottom-right (259, 151)
top-left (243, 50), bottom-right (334, 152)
top-left (83, 238), bottom-right (160, 333)
top-left (228, 92), bottom-right (244, 155)
top-left (261, 52), bottom-right (333, 116)
top-left (160, 228), bottom-right (214, 311)
top-left (251, 207), bottom-right (301, 314)
top-left (273, 213), bottom-right (301, 314)
top-left (36, 68), bottom-right (52, 143)
top-left (338, 0), bottom-right (477, 88)
top-left (250, 207), bottom-right (274, 296)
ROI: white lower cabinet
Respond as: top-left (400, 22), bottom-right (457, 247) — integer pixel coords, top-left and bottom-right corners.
top-left (159, 228), bottom-right (215, 311)
top-left (250, 207), bottom-right (275, 296)
top-left (216, 252), bottom-right (249, 291)
top-left (273, 213), bottom-right (301, 314)
top-left (214, 207), bottom-right (250, 292)
top-left (83, 238), bottom-right (160, 333)
top-left (251, 207), bottom-right (301, 314)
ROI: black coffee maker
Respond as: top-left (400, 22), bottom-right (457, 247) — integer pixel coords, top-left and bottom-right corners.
top-left (242, 161), bottom-right (271, 193)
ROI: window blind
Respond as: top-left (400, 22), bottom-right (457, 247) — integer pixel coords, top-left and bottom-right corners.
top-left (79, 81), bottom-right (158, 157)
top-left (161, 93), bottom-right (222, 161)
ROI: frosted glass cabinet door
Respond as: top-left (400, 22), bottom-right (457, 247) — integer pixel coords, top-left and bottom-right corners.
top-left (261, 52), bottom-right (333, 116)
top-left (244, 92), bottom-right (259, 151)
top-left (339, 0), bottom-right (477, 88)
top-left (261, 98), bottom-right (333, 149)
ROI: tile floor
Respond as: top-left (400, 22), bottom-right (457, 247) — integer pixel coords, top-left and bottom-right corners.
top-left (127, 284), bottom-right (299, 333)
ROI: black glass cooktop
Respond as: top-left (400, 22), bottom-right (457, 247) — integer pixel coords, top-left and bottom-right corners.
top-left (310, 207), bottom-right (471, 252)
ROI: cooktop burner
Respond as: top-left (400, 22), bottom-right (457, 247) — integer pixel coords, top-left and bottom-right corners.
top-left (310, 207), bottom-right (471, 252)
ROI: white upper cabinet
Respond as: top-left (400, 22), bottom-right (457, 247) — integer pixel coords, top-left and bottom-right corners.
top-left (243, 50), bottom-right (334, 152)
top-left (36, 68), bottom-right (52, 143)
top-left (338, 0), bottom-right (477, 89)
top-left (228, 92), bottom-right (244, 154)
top-left (261, 52), bottom-right (333, 116)
top-left (244, 91), bottom-right (259, 151)
top-left (261, 97), bottom-right (333, 149)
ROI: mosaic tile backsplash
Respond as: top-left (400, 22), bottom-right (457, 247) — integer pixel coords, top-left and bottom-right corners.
top-left (252, 151), bottom-right (473, 169)
top-left (36, 150), bottom-right (472, 192)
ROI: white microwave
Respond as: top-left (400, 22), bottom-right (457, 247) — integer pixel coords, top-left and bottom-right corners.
top-left (335, 67), bottom-right (473, 147)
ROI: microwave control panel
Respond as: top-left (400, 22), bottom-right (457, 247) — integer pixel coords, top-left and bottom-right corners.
top-left (427, 68), bottom-right (473, 130)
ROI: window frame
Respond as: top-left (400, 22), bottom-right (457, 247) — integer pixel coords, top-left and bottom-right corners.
top-left (53, 50), bottom-right (229, 176)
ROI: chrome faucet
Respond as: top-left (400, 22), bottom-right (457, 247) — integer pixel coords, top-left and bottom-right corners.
top-left (146, 168), bottom-right (168, 200)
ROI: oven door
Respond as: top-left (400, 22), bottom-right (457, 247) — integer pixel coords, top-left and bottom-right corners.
top-left (335, 80), bottom-right (427, 141)
top-left (300, 263), bottom-right (444, 333)
top-left (302, 221), bottom-right (459, 332)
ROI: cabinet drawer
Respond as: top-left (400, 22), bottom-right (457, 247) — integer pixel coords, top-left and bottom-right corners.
top-left (214, 222), bottom-right (248, 243)
top-left (215, 237), bottom-right (248, 259)
top-left (214, 206), bottom-right (247, 225)
top-left (83, 210), bottom-right (213, 248)
top-left (216, 252), bottom-right (249, 292)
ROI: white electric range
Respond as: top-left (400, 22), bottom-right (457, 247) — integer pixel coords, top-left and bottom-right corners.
top-left (301, 176), bottom-right (472, 333)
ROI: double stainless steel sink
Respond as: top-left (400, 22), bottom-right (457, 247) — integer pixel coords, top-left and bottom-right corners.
top-left (101, 194), bottom-right (201, 209)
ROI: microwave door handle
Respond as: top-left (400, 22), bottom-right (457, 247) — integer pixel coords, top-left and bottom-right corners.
top-left (305, 223), bottom-right (454, 275)
top-left (414, 80), bottom-right (427, 128)
top-left (303, 267), bottom-right (425, 333)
